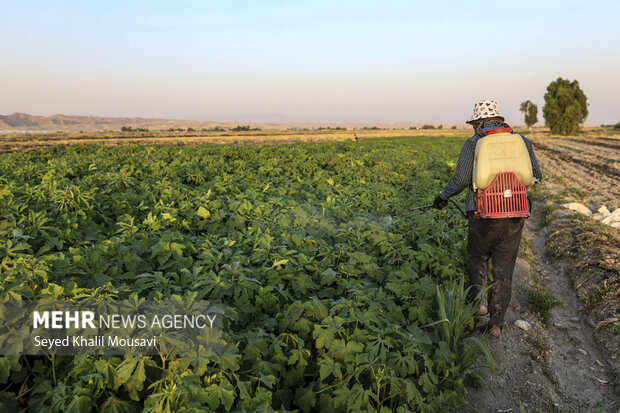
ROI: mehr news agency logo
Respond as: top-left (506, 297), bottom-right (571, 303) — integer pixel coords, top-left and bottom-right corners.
top-left (32, 309), bottom-right (219, 350)
top-left (0, 300), bottom-right (224, 356)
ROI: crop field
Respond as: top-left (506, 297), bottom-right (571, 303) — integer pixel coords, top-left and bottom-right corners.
top-left (0, 137), bottom-right (497, 412)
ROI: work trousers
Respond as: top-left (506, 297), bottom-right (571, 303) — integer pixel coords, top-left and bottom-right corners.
top-left (467, 211), bottom-right (525, 326)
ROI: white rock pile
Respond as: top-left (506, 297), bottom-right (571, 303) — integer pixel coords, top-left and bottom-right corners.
top-left (561, 202), bottom-right (592, 216)
top-left (560, 203), bottom-right (620, 229)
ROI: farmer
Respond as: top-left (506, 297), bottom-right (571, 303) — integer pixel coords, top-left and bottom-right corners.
top-left (433, 100), bottom-right (542, 337)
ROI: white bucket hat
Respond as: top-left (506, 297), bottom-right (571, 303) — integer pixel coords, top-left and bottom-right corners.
top-left (466, 100), bottom-right (504, 124)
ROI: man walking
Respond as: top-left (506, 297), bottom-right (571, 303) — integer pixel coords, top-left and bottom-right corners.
top-left (433, 100), bottom-right (542, 337)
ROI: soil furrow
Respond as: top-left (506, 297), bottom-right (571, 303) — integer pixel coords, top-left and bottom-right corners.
top-left (533, 142), bottom-right (620, 179)
top-left (543, 140), bottom-right (620, 163)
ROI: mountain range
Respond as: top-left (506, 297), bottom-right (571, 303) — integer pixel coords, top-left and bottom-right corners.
top-left (0, 112), bottom-right (227, 131)
top-left (0, 112), bottom-right (464, 132)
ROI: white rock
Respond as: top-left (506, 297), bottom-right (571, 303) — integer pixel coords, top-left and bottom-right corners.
top-left (561, 203), bottom-right (591, 216)
top-left (611, 222), bottom-right (620, 229)
top-left (600, 213), bottom-right (620, 225)
top-left (592, 213), bottom-right (604, 221)
top-left (600, 208), bottom-right (620, 226)
top-left (598, 205), bottom-right (611, 216)
top-left (577, 348), bottom-right (588, 356)
top-left (514, 319), bottom-right (531, 331)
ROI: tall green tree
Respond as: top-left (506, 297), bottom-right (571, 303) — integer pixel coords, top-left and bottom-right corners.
top-left (519, 100), bottom-right (538, 129)
top-left (542, 78), bottom-right (588, 135)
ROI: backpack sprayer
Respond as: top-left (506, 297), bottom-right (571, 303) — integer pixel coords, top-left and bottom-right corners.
top-left (472, 127), bottom-right (533, 218)
top-left (408, 127), bottom-right (533, 220)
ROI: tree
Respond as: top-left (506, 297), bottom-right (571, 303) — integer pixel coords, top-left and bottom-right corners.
top-left (542, 78), bottom-right (588, 135)
top-left (519, 100), bottom-right (538, 129)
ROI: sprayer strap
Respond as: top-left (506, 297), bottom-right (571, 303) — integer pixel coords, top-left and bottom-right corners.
top-left (484, 127), bottom-right (513, 135)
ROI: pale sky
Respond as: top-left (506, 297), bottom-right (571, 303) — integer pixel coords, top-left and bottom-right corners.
top-left (2, 0), bottom-right (619, 124)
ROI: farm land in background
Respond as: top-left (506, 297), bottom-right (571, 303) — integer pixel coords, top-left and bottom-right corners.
top-left (1, 124), bottom-right (619, 154)
top-left (1, 127), bottom-right (469, 154)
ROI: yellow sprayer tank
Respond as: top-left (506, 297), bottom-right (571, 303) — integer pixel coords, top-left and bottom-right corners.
top-left (472, 132), bottom-right (533, 190)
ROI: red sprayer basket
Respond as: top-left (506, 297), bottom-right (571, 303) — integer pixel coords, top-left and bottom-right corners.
top-left (476, 172), bottom-right (530, 218)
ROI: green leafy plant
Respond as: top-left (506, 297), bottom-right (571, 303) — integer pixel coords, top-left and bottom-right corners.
top-left (526, 285), bottom-right (565, 325)
top-left (0, 136), bottom-right (488, 411)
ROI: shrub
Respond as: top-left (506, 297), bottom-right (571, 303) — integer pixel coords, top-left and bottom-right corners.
top-left (232, 125), bottom-right (251, 131)
top-left (526, 285), bottom-right (564, 325)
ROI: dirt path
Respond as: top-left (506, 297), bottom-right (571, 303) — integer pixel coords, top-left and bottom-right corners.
top-left (456, 202), bottom-right (619, 412)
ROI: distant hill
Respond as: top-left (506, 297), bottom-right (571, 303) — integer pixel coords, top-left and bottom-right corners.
top-left (0, 112), bottom-right (468, 132)
top-left (0, 112), bottom-right (228, 132)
